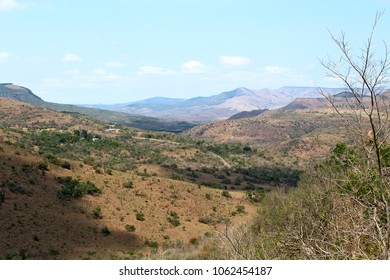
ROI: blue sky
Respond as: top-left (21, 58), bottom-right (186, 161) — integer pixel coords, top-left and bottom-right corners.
top-left (1, 0), bottom-right (390, 104)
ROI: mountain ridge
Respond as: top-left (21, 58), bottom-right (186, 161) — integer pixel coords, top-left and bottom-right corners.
top-left (1, 83), bottom-right (349, 123)
top-left (83, 86), bottom-right (347, 122)
top-left (0, 83), bottom-right (195, 133)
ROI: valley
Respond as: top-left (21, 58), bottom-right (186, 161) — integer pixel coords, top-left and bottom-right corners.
top-left (1, 83), bottom-right (388, 260)
top-left (0, 97), bottom-right (287, 259)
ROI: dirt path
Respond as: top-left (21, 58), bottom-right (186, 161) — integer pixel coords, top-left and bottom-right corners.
top-left (132, 136), bottom-right (180, 145)
top-left (210, 152), bottom-right (232, 169)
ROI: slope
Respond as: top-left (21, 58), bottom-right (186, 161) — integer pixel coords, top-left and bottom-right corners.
top-left (0, 83), bottom-right (195, 133)
top-left (184, 106), bottom-right (350, 161)
top-left (1, 99), bottom-right (273, 259)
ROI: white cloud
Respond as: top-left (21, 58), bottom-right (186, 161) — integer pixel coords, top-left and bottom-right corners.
top-left (264, 66), bottom-right (289, 74)
top-left (0, 0), bottom-right (24, 11)
top-left (0, 52), bottom-right (10, 62)
top-left (138, 66), bottom-right (176, 75)
top-left (220, 56), bottom-right (250, 66)
top-left (181, 60), bottom-right (208, 73)
top-left (105, 61), bottom-right (126, 68)
top-left (62, 53), bottom-right (81, 62)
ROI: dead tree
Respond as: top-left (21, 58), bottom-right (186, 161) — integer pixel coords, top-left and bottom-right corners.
top-left (320, 12), bottom-right (390, 259)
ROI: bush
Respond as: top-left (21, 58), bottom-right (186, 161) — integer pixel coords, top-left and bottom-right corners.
top-left (46, 154), bottom-right (61, 166)
top-left (60, 161), bottom-right (71, 169)
top-left (145, 240), bottom-right (158, 248)
top-left (221, 190), bottom-right (232, 198)
top-left (125, 224), bottom-right (136, 232)
top-left (236, 205), bottom-right (245, 214)
top-left (101, 226), bottom-right (111, 236)
top-left (167, 211), bottom-right (180, 227)
top-left (246, 188), bottom-right (266, 203)
top-left (37, 162), bottom-right (48, 171)
top-left (92, 207), bottom-right (102, 219)
top-left (136, 211), bottom-right (145, 221)
top-left (122, 180), bottom-right (134, 189)
top-left (198, 216), bottom-right (213, 225)
top-left (6, 180), bottom-right (25, 194)
top-left (57, 176), bottom-right (100, 200)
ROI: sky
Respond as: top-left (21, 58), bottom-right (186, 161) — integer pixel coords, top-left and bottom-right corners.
top-left (1, 0), bottom-right (390, 104)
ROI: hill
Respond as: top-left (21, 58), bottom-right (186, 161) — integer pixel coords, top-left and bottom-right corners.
top-left (184, 106), bottom-right (351, 160)
top-left (228, 109), bottom-right (268, 120)
top-left (282, 97), bottom-right (328, 110)
top-left (0, 84), bottom-right (195, 133)
top-left (85, 87), bottom-right (347, 122)
top-left (2, 98), bottom-right (300, 259)
top-left (0, 83), bottom-right (44, 104)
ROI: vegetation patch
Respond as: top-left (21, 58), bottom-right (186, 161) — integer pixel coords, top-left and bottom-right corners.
top-left (125, 224), bottom-right (136, 232)
top-left (167, 211), bottom-right (181, 227)
top-left (57, 176), bottom-right (101, 200)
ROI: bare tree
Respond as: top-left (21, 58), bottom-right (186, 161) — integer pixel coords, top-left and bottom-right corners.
top-left (320, 11), bottom-right (390, 259)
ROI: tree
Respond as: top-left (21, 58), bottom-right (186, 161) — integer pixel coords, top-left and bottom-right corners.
top-left (320, 12), bottom-right (390, 259)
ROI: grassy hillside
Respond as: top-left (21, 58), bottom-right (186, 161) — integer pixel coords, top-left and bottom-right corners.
top-left (2, 98), bottom-right (295, 259)
top-left (4, 96), bottom-right (386, 260)
top-left (40, 102), bottom-right (195, 133)
top-left (185, 107), bottom-right (351, 162)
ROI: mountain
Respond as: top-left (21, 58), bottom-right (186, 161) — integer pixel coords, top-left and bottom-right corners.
top-left (0, 83), bottom-right (44, 105)
top-left (0, 83), bottom-right (195, 133)
top-left (85, 86), bottom-right (347, 122)
top-left (282, 98), bottom-right (328, 110)
top-left (228, 109), bottom-right (268, 120)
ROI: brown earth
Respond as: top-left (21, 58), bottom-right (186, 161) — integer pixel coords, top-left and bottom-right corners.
top-left (0, 99), bottom-right (257, 260)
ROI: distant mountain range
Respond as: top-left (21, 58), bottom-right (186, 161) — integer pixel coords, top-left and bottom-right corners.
top-left (1, 82), bottom-right (350, 126)
top-left (0, 83), bottom-right (195, 133)
top-left (83, 86), bottom-right (347, 122)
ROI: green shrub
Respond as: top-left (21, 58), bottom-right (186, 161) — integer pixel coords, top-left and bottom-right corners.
top-left (122, 180), bottom-right (134, 189)
top-left (136, 211), bottom-right (145, 221)
top-left (221, 190), bottom-right (232, 198)
top-left (60, 161), bottom-right (71, 169)
top-left (57, 176), bottom-right (100, 200)
top-left (236, 205), bottom-right (246, 214)
top-left (37, 162), bottom-right (48, 171)
top-left (246, 188), bottom-right (266, 203)
top-left (145, 240), bottom-right (158, 248)
top-left (125, 224), bottom-right (136, 232)
top-left (46, 154), bottom-right (61, 166)
top-left (92, 207), bottom-right (102, 219)
top-left (167, 211), bottom-right (180, 227)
